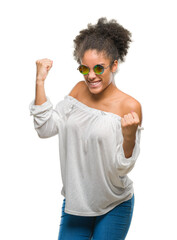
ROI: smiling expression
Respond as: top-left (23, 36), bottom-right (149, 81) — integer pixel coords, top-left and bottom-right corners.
top-left (81, 49), bottom-right (118, 94)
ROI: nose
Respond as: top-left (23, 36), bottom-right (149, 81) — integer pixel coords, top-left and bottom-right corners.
top-left (88, 68), bottom-right (96, 80)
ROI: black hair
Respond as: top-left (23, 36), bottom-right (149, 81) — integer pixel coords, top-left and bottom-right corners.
top-left (73, 17), bottom-right (132, 66)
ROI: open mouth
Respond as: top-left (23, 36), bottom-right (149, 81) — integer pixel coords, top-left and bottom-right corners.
top-left (88, 80), bottom-right (102, 88)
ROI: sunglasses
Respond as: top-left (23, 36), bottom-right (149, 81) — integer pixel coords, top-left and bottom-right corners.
top-left (77, 61), bottom-right (115, 75)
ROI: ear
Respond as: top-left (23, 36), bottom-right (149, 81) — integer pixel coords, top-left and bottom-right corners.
top-left (111, 60), bottom-right (118, 73)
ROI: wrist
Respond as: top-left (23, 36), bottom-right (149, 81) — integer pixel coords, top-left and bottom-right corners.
top-left (36, 79), bottom-right (45, 85)
top-left (122, 137), bottom-right (136, 158)
top-left (123, 135), bottom-right (136, 143)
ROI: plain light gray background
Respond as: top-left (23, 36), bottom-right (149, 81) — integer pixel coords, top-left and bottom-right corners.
top-left (0, 0), bottom-right (177, 239)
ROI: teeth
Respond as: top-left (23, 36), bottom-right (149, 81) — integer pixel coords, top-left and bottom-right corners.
top-left (91, 82), bottom-right (99, 85)
top-left (89, 81), bottom-right (101, 85)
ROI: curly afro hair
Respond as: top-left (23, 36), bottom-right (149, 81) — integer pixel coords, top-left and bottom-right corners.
top-left (73, 17), bottom-right (132, 66)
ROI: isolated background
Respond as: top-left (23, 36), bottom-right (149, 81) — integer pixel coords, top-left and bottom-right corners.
top-left (1, 0), bottom-right (177, 239)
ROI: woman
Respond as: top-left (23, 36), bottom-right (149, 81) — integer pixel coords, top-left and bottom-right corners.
top-left (29, 17), bottom-right (144, 240)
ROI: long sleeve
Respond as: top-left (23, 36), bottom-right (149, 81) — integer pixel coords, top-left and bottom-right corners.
top-left (115, 125), bottom-right (144, 176)
top-left (29, 96), bottom-right (62, 138)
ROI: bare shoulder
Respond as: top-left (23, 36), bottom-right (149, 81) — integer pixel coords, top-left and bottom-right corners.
top-left (68, 81), bottom-right (85, 98)
top-left (121, 93), bottom-right (143, 126)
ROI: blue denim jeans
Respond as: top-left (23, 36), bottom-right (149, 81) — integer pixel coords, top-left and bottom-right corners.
top-left (58, 194), bottom-right (134, 240)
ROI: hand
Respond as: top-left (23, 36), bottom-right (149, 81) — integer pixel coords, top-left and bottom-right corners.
top-left (36, 58), bottom-right (53, 82)
top-left (121, 111), bottom-right (140, 141)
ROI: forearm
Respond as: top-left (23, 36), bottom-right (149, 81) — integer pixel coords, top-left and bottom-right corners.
top-left (35, 79), bottom-right (47, 105)
top-left (122, 136), bottom-right (136, 158)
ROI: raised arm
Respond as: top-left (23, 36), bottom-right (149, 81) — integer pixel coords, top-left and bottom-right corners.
top-left (29, 58), bottom-right (61, 138)
top-left (115, 98), bottom-right (144, 176)
top-left (35, 58), bottom-right (52, 105)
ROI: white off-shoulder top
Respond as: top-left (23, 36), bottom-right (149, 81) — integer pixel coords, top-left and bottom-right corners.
top-left (29, 94), bottom-right (144, 216)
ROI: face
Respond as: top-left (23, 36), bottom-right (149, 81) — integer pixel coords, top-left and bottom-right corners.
top-left (80, 49), bottom-right (118, 95)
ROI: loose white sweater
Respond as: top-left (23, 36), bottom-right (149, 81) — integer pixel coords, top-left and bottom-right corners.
top-left (29, 94), bottom-right (144, 216)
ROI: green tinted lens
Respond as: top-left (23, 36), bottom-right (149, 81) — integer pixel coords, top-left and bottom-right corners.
top-left (78, 65), bottom-right (89, 75)
top-left (94, 65), bottom-right (104, 74)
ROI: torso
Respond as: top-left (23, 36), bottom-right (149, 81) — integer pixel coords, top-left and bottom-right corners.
top-left (69, 81), bottom-right (137, 118)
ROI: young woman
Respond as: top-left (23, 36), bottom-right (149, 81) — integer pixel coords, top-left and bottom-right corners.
top-left (29, 17), bottom-right (144, 240)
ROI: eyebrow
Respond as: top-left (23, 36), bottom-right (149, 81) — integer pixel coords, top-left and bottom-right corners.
top-left (81, 63), bottom-right (105, 66)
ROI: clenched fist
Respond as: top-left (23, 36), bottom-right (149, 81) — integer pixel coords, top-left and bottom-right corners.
top-left (121, 111), bottom-right (140, 141)
top-left (36, 58), bottom-right (53, 82)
